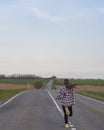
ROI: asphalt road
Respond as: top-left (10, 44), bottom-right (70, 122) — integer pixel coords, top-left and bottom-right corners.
top-left (0, 80), bottom-right (104, 130)
top-left (0, 88), bottom-right (67, 130)
top-left (69, 94), bottom-right (104, 130)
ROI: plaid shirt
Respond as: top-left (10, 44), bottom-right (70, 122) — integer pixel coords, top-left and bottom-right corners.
top-left (56, 86), bottom-right (75, 107)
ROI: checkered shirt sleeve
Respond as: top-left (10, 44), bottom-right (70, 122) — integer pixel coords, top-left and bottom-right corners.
top-left (56, 87), bottom-right (75, 106)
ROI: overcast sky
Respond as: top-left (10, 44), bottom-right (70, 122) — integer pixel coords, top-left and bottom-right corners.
top-left (0, 0), bottom-right (104, 79)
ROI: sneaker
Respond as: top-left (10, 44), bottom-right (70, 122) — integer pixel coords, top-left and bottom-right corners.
top-left (65, 107), bottom-right (70, 116)
top-left (65, 124), bottom-right (69, 128)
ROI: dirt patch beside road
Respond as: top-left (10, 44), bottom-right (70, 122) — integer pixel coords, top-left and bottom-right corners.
top-left (55, 85), bottom-right (104, 92)
top-left (0, 83), bottom-right (33, 90)
top-left (75, 85), bottom-right (104, 92)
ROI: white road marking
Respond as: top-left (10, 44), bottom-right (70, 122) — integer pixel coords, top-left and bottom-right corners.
top-left (70, 125), bottom-right (74, 127)
top-left (71, 128), bottom-right (76, 130)
top-left (0, 90), bottom-right (28, 108)
top-left (47, 89), bottom-right (64, 116)
top-left (68, 121), bottom-right (72, 124)
top-left (47, 89), bottom-right (76, 130)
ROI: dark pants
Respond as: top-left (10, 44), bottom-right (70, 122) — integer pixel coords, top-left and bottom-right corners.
top-left (62, 105), bottom-right (73, 124)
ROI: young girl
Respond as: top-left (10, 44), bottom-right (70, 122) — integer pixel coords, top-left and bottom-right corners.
top-left (56, 79), bottom-right (76, 128)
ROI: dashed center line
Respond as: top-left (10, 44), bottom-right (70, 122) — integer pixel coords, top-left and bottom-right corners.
top-left (71, 128), bottom-right (77, 130)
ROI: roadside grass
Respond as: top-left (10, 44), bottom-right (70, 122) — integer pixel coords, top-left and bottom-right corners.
top-left (0, 79), bottom-right (49, 88)
top-left (0, 79), bottom-right (39, 85)
top-left (0, 89), bottom-right (27, 100)
top-left (33, 79), bottom-right (49, 89)
top-left (0, 79), bottom-right (49, 100)
top-left (77, 91), bottom-right (104, 102)
top-left (42, 79), bottom-right (50, 88)
top-left (70, 79), bottom-right (104, 86)
top-left (55, 78), bottom-right (104, 86)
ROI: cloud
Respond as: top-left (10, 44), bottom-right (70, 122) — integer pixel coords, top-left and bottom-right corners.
top-left (32, 7), bottom-right (65, 22)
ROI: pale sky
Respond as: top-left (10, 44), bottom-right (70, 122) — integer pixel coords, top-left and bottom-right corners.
top-left (0, 0), bottom-right (104, 79)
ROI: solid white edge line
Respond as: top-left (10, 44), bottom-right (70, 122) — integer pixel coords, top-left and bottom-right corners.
top-left (47, 90), bottom-right (64, 116)
top-left (0, 90), bottom-right (29, 108)
top-left (77, 94), bottom-right (104, 105)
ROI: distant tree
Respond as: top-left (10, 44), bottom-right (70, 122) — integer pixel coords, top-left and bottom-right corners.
top-left (5, 74), bottom-right (41, 79)
top-left (0, 74), bottom-right (5, 79)
top-left (51, 76), bottom-right (57, 79)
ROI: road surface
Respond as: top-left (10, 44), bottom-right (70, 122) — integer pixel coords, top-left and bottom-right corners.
top-left (0, 80), bottom-right (104, 130)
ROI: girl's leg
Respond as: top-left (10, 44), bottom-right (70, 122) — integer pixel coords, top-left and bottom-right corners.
top-left (62, 106), bottom-right (68, 124)
top-left (68, 105), bottom-right (73, 117)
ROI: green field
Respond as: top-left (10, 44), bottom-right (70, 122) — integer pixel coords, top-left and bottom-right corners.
top-left (55, 78), bottom-right (104, 86)
top-left (78, 91), bottom-right (104, 102)
top-left (0, 79), bottom-right (48, 85)
top-left (0, 89), bottom-right (27, 100)
top-left (0, 78), bottom-right (49, 100)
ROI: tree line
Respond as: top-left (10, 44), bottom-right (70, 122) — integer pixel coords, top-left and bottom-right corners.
top-left (0, 74), bottom-right (42, 79)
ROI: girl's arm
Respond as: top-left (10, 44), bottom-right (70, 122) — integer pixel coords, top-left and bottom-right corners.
top-left (56, 88), bottom-right (64, 100)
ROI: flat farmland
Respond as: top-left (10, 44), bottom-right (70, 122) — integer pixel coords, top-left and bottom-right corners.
top-left (0, 83), bottom-right (33, 90)
top-left (55, 84), bottom-right (104, 92)
top-left (75, 85), bottom-right (104, 92)
top-left (0, 79), bottom-right (49, 101)
top-left (0, 84), bottom-right (29, 101)
top-left (0, 78), bottom-right (49, 90)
